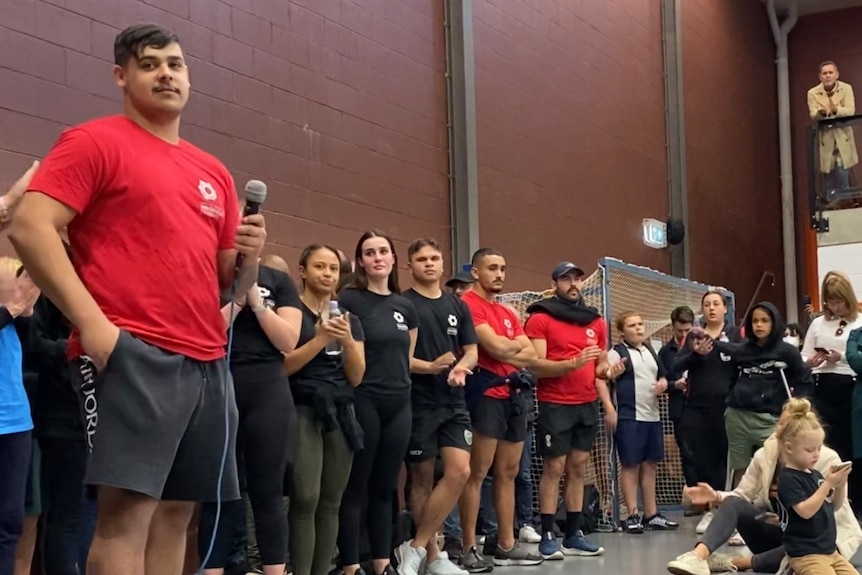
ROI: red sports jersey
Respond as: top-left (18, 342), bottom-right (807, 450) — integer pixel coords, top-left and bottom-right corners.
top-left (27, 116), bottom-right (239, 361)
top-left (462, 290), bottom-right (524, 400)
top-left (524, 313), bottom-right (606, 404)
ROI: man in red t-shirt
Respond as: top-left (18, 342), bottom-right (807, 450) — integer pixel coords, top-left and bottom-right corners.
top-left (9, 24), bottom-right (266, 575)
top-left (459, 249), bottom-right (542, 568)
top-left (523, 262), bottom-right (624, 560)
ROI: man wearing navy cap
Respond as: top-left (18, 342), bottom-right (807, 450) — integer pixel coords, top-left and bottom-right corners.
top-left (445, 272), bottom-right (475, 298)
top-left (524, 262), bottom-right (624, 559)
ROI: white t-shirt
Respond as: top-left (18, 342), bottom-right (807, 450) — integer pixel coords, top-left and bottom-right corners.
top-left (801, 315), bottom-right (862, 376)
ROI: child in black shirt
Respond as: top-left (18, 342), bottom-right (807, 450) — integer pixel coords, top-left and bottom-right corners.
top-left (776, 398), bottom-right (855, 574)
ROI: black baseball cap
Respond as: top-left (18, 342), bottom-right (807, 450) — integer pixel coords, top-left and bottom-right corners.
top-left (445, 271), bottom-right (476, 288)
top-left (551, 261), bottom-right (585, 281)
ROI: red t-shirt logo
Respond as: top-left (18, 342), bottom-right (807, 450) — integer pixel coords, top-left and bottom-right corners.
top-left (198, 180), bottom-right (217, 201)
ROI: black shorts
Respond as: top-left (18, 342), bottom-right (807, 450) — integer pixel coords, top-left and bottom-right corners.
top-left (536, 401), bottom-right (598, 459)
top-left (472, 395), bottom-right (527, 443)
top-left (72, 330), bottom-right (240, 502)
top-left (407, 405), bottom-right (472, 463)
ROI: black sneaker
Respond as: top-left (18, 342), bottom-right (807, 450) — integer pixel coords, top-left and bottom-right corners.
top-left (644, 512), bottom-right (679, 530)
top-left (442, 536), bottom-right (462, 561)
top-left (481, 534), bottom-right (497, 557)
top-left (625, 514), bottom-right (643, 534)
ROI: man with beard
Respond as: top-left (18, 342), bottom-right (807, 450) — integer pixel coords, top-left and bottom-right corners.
top-left (458, 249), bottom-right (542, 568)
top-left (523, 262), bottom-right (624, 559)
top-left (396, 238), bottom-right (477, 575)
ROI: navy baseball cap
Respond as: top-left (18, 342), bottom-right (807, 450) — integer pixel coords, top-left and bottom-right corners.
top-left (445, 271), bottom-right (476, 288)
top-left (551, 261), bottom-right (585, 281)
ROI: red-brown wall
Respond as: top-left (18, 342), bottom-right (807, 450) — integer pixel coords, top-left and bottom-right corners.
top-left (789, 7), bottom-right (862, 303)
top-left (0, 0), bottom-right (788, 305)
top-left (0, 0), bottom-right (450, 278)
top-left (681, 0), bottom-right (784, 316)
top-left (472, 0), bottom-right (670, 291)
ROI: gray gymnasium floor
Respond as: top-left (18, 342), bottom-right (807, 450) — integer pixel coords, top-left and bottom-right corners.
top-left (499, 511), bottom-right (770, 574)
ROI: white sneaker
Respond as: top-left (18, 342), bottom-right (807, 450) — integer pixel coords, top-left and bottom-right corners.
top-left (518, 525), bottom-right (541, 544)
top-left (695, 511), bottom-right (714, 535)
top-left (395, 540), bottom-right (427, 575)
top-left (666, 551), bottom-right (710, 575)
top-left (707, 553), bottom-right (738, 572)
top-left (426, 552), bottom-right (466, 575)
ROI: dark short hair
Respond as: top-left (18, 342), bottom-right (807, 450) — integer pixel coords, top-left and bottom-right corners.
top-left (471, 247), bottom-right (503, 267)
top-left (670, 305), bottom-right (695, 325)
top-left (114, 24), bottom-right (180, 67)
top-left (407, 238), bottom-right (442, 260)
top-left (819, 60), bottom-right (838, 72)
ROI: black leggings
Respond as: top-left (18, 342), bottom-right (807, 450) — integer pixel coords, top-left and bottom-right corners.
top-left (812, 374), bottom-right (862, 507)
top-left (700, 496), bottom-right (784, 572)
top-left (680, 407), bottom-right (727, 490)
top-left (337, 393), bottom-right (411, 566)
top-left (200, 362), bottom-right (296, 568)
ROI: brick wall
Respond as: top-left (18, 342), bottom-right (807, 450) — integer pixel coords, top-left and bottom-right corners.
top-left (0, 0), bottom-right (450, 279)
top-left (681, 0), bottom-right (784, 316)
top-left (471, 0), bottom-right (670, 291)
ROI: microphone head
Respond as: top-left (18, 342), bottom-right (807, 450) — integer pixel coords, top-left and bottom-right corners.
top-left (774, 361), bottom-right (788, 370)
top-left (244, 180), bottom-right (267, 205)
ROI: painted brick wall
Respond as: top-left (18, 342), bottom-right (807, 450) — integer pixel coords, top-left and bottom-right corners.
top-left (0, 0), bottom-right (450, 277)
top-left (789, 7), bottom-right (862, 302)
top-left (681, 0), bottom-right (784, 316)
top-left (471, 0), bottom-right (670, 291)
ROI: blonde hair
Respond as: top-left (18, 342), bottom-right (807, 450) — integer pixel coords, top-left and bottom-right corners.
top-left (775, 398), bottom-right (824, 446)
top-left (0, 257), bottom-right (22, 275)
top-left (821, 271), bottom-right (859, 321)
top-left (615, 310), bottom-right (642, 334)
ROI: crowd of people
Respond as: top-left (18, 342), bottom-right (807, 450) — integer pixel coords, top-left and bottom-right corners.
top-left (3, 21), bottom-right (862, 575)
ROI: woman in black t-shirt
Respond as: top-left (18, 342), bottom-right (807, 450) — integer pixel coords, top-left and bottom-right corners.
top-left (284, 244), bottom-right (366, 575)
top-left (336, 230), bottom-right (418, 575)
top-left (198, 257), bottom-right (303, 575)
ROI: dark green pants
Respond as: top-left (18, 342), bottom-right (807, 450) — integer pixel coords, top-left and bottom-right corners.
top-left (289, 407), bottom-right (354, 575)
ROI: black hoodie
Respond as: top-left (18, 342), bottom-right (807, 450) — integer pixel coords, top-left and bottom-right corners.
top-left (718, 302), bottom-right (811, 416)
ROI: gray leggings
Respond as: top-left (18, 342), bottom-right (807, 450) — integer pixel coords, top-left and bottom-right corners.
top-left (701, 496), bottom-right (785, 572)
top-left (289, 407), bottom-right (354, 575)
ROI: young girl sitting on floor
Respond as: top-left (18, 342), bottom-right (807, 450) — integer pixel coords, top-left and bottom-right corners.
top-left (776, 398), bottom-right (855, 575)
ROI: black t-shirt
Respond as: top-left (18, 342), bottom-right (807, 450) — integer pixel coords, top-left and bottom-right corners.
top-left (777, 467), bottom-right (837, 557)
top-left (339, 288), bottom-right (418, 401)
top-left (229, 266), bottom-right (302, 366)
top-left (290, 302), bottom-right (365, 407)
top-left (402, 288), bottom-right (478, 408)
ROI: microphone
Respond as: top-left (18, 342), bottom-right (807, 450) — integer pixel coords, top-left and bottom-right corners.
top-left (235, 180), bottom-right (268, 272)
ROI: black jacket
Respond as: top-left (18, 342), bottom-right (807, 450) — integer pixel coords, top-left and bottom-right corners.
top-left (24, 297), bottom-right (81, 441)
top-left (718, 302), bottom-right (811, 416)
top-left (658, 338), bottom-right (686, 420)
top-left (673, 324), bottom-right (743, 411)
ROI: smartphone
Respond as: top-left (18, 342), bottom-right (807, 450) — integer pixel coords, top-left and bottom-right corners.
top-left (833, 461), bottom-right (853, 472)
top-left (803, 294), bottom-right (812, 307)
top-left (815, 347), bottom-right (830, 354)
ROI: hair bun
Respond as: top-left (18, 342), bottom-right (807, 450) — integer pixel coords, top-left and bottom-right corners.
top-left (786, 397), bottom-right (813, 418)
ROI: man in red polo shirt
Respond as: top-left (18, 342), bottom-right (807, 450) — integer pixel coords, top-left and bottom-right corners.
top-left (459, 248), bottom-right (543, 569)
top-left (524, 262), bottom-right (624, 560)
top-left (9, 24), bottom-right (265, 575)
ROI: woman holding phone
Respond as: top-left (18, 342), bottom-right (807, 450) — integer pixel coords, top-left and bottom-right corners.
top-left (800, 271), bottom-right (862, 508)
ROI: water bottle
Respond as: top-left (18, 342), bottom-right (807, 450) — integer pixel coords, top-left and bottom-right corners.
top-left (325, 300), bottom-right (343, 356)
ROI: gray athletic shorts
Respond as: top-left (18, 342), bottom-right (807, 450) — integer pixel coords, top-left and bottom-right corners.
top-left (71, 329), bottom-right (240, 502)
